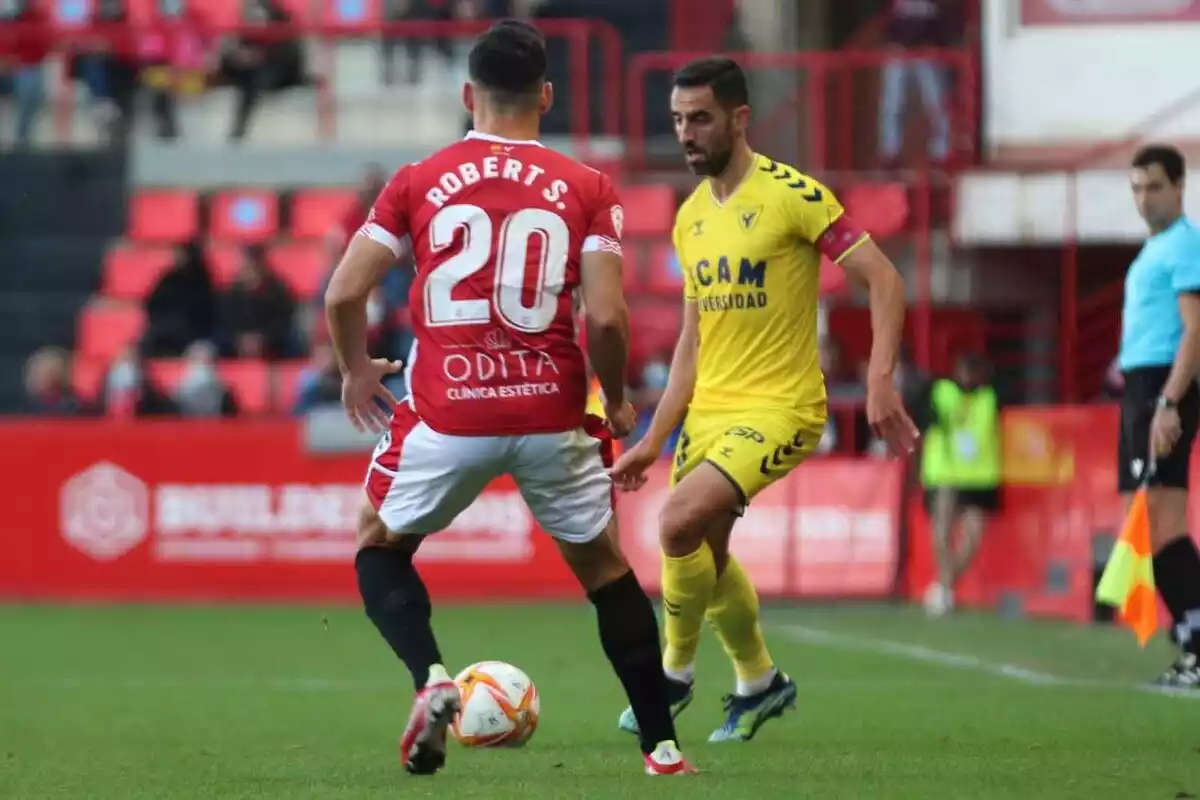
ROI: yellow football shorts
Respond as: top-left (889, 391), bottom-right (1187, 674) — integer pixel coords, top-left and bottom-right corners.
top-left (670, 406), bottom-right (827, 509)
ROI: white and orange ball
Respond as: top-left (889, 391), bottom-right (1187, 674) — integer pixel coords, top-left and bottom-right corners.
top-left (450, 661), bottom-right (540, 748)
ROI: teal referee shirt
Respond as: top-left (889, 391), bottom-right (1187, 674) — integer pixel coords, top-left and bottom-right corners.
top-left (1119, 217), bottom-right (1200, 370)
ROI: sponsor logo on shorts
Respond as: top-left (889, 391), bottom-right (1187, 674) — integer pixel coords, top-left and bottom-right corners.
top-left (724, 425), bottom-right (765, 443)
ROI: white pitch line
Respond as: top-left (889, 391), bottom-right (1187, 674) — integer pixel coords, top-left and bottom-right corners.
top-left (774, 624), bottom-right (1200, 700)
top-left (39, 676), bottom-right (399, 692)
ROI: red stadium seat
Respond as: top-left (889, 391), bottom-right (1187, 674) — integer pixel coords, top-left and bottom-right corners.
top-left (146, 359), bottom-right (186, 394)
top-left (129, 189), bottom-right (199, 244)
top-left (206, 242), bottom-right (244, 287)
top-left (629, 299), bottom-right (681, 364)
top-left (646, 242), bottom-right (685, 296)
top-left (163, 0), bottom-right (239, 25)
top-left (146, 359), bottom-right (271, 414)
top-left (273, 360), bottom-right (310, 413)
top-left (841, 183), bottom-right (910, 239)
top-left (72, 357), bottom-right (109, 403)
top-left (76, 302), bottom-right (146, 360)
top-left (209, 189), bottom-right (280, 244)
top-left (101, 245), bottom-right (176, 300)
top-left (219, 360), bottom-right (271, 414)
top-left (619, 185), bottom-right (676, 237)
top-left (267, 240), bottom-right (332, 299)
top-left (290, 188), bottom-right (358, 240)
top-left (50, 0), bottom-right (93, 26)
top-left (618, 242), bottom-right (645, 292)
top-left (318, 0), bottom-right (382, 28)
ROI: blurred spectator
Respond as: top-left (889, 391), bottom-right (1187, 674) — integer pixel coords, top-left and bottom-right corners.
top-left (330, 164), bottom-right (389, 250)
top-left (0, 0), bottom-right (52, 148)
top-left (294, 342), bottom-right (344, 414)
top-left (919, 352), bottom-right (1001, 617)
top-left (21, 347), bottom-right (88, 415)
top-left (380, 0), bottom-right (455, 86)
top-left (139, 0), bottom-right (214, 140)
top-left (318, 163), bottom-right (414, 355)
top-left (142, 240), bottom-right (217, 357)
top-left (219, 244), bottom-right (297, 359)
top-left (103, 346), bottom-right (178, 417)
top-left (628, 351), bottom-right (679, 456)
top-left (175, 340), bottom-right (238, 417)
top-left (878, 0), bottom-right (956, 168)
top-left (66, 0), bottom-right (142, 142)
top-left (212, 0), bottom-right (308, 141)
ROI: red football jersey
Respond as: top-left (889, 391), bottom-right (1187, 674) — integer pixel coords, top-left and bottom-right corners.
top-left (360, 132), bottom-right (625, 436)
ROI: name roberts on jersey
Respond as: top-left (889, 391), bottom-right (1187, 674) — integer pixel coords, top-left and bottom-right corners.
top-left (358, 131), bottom-right (625, 436)
top-left (423, 154), bottom-right (571, 212)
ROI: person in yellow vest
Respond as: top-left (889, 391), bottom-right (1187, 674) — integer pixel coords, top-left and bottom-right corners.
top-left (919, 353), bottom-right (1001, 616)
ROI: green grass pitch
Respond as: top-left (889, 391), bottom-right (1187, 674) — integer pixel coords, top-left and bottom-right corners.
top-left (0, 603), bottom-right (1196, 799)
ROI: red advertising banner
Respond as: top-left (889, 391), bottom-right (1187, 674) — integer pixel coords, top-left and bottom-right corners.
top-left (0, 420), bottom-right (581, 602)
top-left (616, 459), bottom-right (904, 598)
top-left (0, 421), bottom-right (904, 603)
top-left (904, 405), bottom-right (1200, 627)
top-left (1021, 0), bottom-right (1200, 26)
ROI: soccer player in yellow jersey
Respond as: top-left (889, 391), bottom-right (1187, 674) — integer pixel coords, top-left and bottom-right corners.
top-left (612, 56), bottom-right (918, 743)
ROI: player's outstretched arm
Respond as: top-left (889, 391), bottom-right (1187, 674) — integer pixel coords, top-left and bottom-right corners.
top-left (837, 238), bottom-right (919, 456)
top-left (642, 299), bottom-right (699, 452)
top-left (324, 236), bottom-right (402, 432)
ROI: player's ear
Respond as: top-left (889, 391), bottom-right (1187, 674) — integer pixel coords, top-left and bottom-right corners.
top-left (731, 104), bottom-right (751, 135)
top-left (463, 82), bottom-right (476, 115)
top-left (540, 81), bottom-right (554, 116)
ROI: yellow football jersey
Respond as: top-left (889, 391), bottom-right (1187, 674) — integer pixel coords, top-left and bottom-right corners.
top-left (673, 153), bottom-right (867, 413)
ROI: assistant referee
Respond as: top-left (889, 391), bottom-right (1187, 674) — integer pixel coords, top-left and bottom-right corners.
top-left (1118, 144), bottom-right (1200, 688)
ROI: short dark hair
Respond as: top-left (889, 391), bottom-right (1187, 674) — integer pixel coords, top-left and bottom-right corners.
top-left (672, 56), bottom-right (749, 108)
top-left (1132, 144), bottom-right (1186, 183)
top-left (468, 20), bottom-right (547, 107)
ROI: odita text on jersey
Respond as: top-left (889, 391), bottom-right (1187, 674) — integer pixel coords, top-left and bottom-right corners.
top-left (425, 156), bottom-right (569, 209)
top-left (442, 347), bottom-right (562, 402)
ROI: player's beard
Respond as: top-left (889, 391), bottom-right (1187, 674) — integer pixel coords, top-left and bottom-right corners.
top-left (685, 128), bottom-right (734, 177)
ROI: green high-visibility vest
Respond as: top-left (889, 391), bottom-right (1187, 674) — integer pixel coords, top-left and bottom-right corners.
top-left (920, 380), bottom-right (1000, 489)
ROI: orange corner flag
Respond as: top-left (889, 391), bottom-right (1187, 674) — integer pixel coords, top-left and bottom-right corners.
top-left (1095, 489), bottom-right (1158, 646)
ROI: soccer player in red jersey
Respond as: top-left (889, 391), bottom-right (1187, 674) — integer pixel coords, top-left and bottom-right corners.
top-left (324, 20), bottom-right (694, 777)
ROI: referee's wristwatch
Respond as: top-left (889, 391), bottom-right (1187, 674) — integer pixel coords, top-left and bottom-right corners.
top-left (1157, 394), bottom-right (1179, 411)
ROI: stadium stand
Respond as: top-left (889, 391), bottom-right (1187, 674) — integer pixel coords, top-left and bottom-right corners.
top-left (75, 180), bottom-right (687, 410)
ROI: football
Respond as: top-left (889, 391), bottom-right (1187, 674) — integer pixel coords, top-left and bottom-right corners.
top-left (450, 661), bottom-right (540, 748)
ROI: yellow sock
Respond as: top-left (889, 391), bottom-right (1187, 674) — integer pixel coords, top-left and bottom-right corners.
top-left (661, 542), bottom-right (718, 675)
top-left (705, 555), bottom-right (774, 685)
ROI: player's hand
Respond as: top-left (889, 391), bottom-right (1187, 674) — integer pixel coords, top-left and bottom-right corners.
top-left (341, 358), bottom-right (402, 433)
top-left (866, 374), bottom-right (920, 457)
top-left (604, 399), bottom-right (638, 439)
top-left (608, 438), bottom-right (659, 492)
top-left (1151, 405), bottom-right (1182, 458)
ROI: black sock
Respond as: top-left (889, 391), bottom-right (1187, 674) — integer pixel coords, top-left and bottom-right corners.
top-left (588, 570), bottom-right (678, 755)
top-left (355, 547), bottom-right (444, 690)
top-left (1153, 535), bottom-right (1200, 654)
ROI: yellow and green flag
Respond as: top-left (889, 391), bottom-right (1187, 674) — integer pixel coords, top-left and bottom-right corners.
top-left (1095, 489), bottom-right (1158, 646)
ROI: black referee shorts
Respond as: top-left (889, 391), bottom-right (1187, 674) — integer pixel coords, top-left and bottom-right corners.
top-left (1117, 366), bottom-right (1200, 493)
